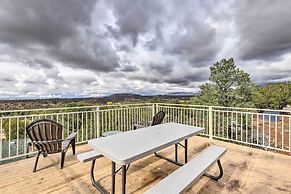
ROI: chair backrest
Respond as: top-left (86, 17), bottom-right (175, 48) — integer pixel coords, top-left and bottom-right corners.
top-left (26, 119), bottom-right (63, 154)
top-left (151, 111), bottom-right (165, 126)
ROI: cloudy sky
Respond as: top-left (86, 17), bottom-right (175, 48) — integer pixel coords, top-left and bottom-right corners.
top-left (0, 0), bottom-right (291, 99)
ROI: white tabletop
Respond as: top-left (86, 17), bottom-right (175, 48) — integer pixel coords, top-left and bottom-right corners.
top-left (88, 123), bottom-right (204, 165)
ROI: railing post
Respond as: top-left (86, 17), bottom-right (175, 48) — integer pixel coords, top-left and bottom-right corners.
top-left (208, 106), bottom-right (213, 139)
top-left (96, 106), bottom-right (100, 138)
top-left (152, 103), bottom-right (156, 117)
top-left (0, 118), bottom-right (2, 160)
top-left (0, 139), bottom-right (2, 160)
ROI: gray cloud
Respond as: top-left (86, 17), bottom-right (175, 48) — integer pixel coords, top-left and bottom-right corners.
top-left (109, 0), bottom-right (163, 46)
top-left (254, 67), bottom-right (291, 82)
top-left (149, 62), bottom-right (174, 75)
top-left (0, 0), bottom-right (94, 46)
top-left (0, 75), bottom-right (14, 83)
top-left (263, 73), bottom-right (291, 81)
top-left (162, 23), bottom-right (218, 64)
top-left (0, 0), bottom-right (120, 72)
top-left (120, 64), bottom-right (140, 72)
top-left (107, 0), bottom-right (220, 82)
top-left (0, 0), bottom-right (291, 98)
top-left (49, 31), bottom-right (120, 72)
top-left (236, 0), bottom-right (291, 60)
top-left (105, 25), bottom-right (121, 40)
top-left (129, 75), bottom-right (162, 84)
top-left (24, 59), bottom-right (55, 69)
top-left (143, 0), bottom-right (219, 65)
top-left (63, 75), bottom-right (97, 85)
top-left (162, 70), bottom-right (209, 85)
top-left (129, 66), bottom-right (208, 86)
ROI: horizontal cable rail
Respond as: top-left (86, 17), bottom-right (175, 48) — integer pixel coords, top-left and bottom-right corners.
top-left (0, 103), bottom-right (290, 163)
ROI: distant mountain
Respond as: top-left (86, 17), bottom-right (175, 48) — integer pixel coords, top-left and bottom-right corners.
top-left (0, 92), bottom-right (196, 110)
top-left (108, 93), bottom-right (142, 98)
top-left (109, 92), bottom-right (197, 97)
top-left (106, 93), bottom-right (145, 102)
top-left (164, 92), bottom-right (197, 96)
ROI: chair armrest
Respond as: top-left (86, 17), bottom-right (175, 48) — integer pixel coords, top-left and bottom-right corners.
top-left (66, 132), bottom-right (77, 141)
top-left (62, 132), bottom-right (76, 151)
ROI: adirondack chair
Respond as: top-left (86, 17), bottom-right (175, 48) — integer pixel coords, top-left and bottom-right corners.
top-left (133, 111), bottom-right (166, 129)
top-left (26, 119), bottom-right (76, 172)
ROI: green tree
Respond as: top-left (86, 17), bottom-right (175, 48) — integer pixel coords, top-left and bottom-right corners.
top-left (195, 58), bottom-right (256, 107)
top-left (255, 82), bottom-right (291, 110)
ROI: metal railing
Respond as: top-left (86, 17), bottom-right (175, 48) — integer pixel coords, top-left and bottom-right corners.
top-left (0, 103), bottom-right (290, 162)
top-left (156, 103), bottom-right (291, 153)
top-left (0, 103), bottom-right (153, 162)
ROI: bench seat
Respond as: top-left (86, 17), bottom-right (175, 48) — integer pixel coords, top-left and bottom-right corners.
top-left (77, 150), bottom-right (103, 163)
top-left (145, 145), bottom-right (226, 194)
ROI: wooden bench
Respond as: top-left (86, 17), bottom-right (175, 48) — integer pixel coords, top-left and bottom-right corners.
top-left (144, 145), bottom-right (227, 194)
top-left (77, 150), bottom-right (103, 163)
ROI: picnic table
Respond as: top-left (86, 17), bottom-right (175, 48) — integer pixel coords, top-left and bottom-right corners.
top-left (88, 122), bottom-right (204, 194)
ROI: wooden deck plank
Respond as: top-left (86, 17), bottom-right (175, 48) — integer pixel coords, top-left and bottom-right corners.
top-left (0, 136), bottom-right (291, 194)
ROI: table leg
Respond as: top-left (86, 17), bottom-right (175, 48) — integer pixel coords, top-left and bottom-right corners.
top-left (122, 165), bottom-right (127, 194)
top-left (175, 143), bottom-right (178, 162)
top-left (90, 160), bottom-right (107, 194)
top-left (112, 162), bottom-right (116, 194)
top-left (154, 152), bottom-right (183, 166)
top-left (185, 139), bottom-right (188, 163)
top-left (155, 140), bottom-right (190, 167)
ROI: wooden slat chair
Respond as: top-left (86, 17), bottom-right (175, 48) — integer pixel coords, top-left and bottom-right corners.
top-left (26, 119), bottom-right (76, 172)
top-left (133, 111), bottom-right (166, 129)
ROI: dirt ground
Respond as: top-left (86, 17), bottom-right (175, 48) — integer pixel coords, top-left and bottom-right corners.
top-left (0, 136), bottom-right (291, 194)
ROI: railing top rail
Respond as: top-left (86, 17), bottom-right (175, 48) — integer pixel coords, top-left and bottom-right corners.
top-left (0, 110), bottom-right (97, 119)
top-left (1, 102), bottom-right (290, 115)
top-left (156, 103), bottom-right (209, 108)
top-left (0, 105), bottom-right (98, 113)
top-left (212, 106), bottom-right (291, 113)
top-left (212, 109), bottom-right (291, 116)
top-left (156, 103), bottom-right (291, 113)
top-left (99, 103), bottom-right (152, 108)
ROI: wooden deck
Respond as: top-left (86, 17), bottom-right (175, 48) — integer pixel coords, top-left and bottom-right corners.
top-left (0, 136), bottom-right (291, 194)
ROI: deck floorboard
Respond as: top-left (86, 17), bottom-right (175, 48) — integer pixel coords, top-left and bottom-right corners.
top-left (0, 136), bottom-right (290, 194)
